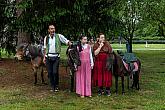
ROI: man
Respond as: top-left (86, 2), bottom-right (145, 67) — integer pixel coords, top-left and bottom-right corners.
top-left (43, 24), bottom-right (72, 92)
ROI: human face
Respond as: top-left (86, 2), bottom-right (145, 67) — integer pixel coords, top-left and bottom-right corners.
top-left (90, 38), bottom-right (94, 43)
top-left (48, 25), bottom-right (55, 36)
top-left (96, 37), bottom-right (100, 42)
top-left (99, 34), bottom-right (105, 43)
top-left (80, 36), bottom-right (87, 45)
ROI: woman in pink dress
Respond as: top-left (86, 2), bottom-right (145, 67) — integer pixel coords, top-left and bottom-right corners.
top-left (76, 35), bottom-right (94, 98)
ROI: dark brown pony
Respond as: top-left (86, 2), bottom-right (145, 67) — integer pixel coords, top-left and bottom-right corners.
top-left (106, 51), bottom-right (141, 94)
top-left (15, 43), bottom-right (46, 85)
top-left (66, 44), bottom-right (81, 92)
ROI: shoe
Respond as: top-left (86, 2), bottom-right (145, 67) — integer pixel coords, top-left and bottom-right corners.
top-left (55, 87), bottom-right (59, 92)
top-left (98, 89), bottom-right (104, 96)
top-left (80, 96), bottom-right (85, 98)
top-left (50, 89), bottom-right (55, 92)
top-left (105, 90), bottom-right (111, 96)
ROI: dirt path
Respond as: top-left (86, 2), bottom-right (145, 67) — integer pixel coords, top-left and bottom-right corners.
top-left (0, 59), bottom-right (71, 98)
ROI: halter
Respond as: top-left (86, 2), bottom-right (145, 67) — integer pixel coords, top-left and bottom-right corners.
top-left (66, 45), bottom-right (81, 73)
top-left (23, 43), bottom-right (31, 58)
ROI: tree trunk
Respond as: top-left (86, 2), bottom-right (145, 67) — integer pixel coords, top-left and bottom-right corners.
top-left (16, 0), bottom-right (31, 46)
top-left (129, 39), bottom-right (133, 53)
top-left (17, 30), bottom-right (31, 45)
top-left (129, 35), bottom-right (133, 53)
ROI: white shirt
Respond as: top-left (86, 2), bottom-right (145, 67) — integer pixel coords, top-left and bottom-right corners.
top-left (44, 33), bottom-right (69, 57)
top-left (82, 44), bottom-right (94, 67)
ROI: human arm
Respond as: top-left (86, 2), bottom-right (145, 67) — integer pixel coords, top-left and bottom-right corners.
top-left (43, 36), bottom-right (47, 64)
top-left (94, 42), bottom-right (104, 56)
top-left (89, 46), bottom-right (94, 69)
top-left (58, 34), bottom-right (72, 46)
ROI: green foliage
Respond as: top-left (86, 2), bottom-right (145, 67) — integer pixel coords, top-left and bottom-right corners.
top-left (2, 0), bottom-right (165, 54)
top-left (0, 0), bottom-right (17, 57)
top-left (16, 0), bottom-right (32, 9)
top-left (14, 0), bottom-right (121, 41)
top-left (142, 0), bottom-right (165, 37)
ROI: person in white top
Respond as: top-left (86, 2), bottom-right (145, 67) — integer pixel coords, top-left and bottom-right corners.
top-left (76, 35), bottom-right (94, 98)
top-left (43, 24), bottom-right (72, 92)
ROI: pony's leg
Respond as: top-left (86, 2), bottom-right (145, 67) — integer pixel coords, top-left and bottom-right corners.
top-left (131, 71), bottom-right (140, 90)
top-left (137, 72), bottom-right (140, 90)
top-left (137, 78), bottom-right (140, 90)
top-left (127, 74), bottom-right (130, 90)
top-left (136, 72), bottom-right (140, 90)
top-left (115, 75), bottom-right (118, 94)
top-left (70, 70), bottom-right (74, 92)
top-left (131, 76), bottom-right (135, 89)
top-left (41, 66), bottom-right (46, 84)
top-left (33, 67), bottom-right (38, 85)
top-left (131, 73), bottom-right (135, 89)
top-left (121, 76), bottom-right (125, 95)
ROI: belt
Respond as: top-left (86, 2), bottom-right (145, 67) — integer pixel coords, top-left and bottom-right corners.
top-left (46, 53), bottom-right (60, 57)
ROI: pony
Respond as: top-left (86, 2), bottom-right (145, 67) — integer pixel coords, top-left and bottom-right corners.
top-left (66, 44), bottom-right (81, 92)
top-left (15, 43), bottom-right (46, 85)
top-left (106, 51), bottom-right (141, 94)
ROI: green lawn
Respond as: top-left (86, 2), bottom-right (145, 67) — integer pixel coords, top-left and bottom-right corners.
top-left (1, 44), bottom-right (165, 59)
top-left (0, 45), bottom-right (165, 110)
top-left (60, 44), bottom-right (165, 59)
top-left (111, 44), bottom-right (165, 50)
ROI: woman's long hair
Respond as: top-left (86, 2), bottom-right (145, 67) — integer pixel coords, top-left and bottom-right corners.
top-left (77, 35), bottom-right (86, 52)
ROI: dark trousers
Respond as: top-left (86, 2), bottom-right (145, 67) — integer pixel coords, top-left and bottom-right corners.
top-left (46, 57), bottom-right (60, 90)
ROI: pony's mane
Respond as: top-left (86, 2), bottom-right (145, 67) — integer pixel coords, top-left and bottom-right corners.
top-left (17, 43), bottom-right (27, 50)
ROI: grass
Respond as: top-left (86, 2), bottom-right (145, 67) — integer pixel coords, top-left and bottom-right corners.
top-left (0, 48), bottom-right (15, 59)
top-left (60, 44), bottom-right (165, 60)
top-left (1, 44), bottom-right (165, 59)
top-left (111, 43), bottom-right (165, 50)
top-left (0, 44), bottom-right (165, 110)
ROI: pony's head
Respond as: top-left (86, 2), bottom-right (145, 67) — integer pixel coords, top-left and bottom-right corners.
top-left (15, 43), bottom-right (30, 61)
top-left (106, 51), bottom-right (116, 71)
top-left (66, 44), bottom-right (81, 72)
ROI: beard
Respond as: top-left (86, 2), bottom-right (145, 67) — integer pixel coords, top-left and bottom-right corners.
top-left (50, 32), bottom-right (54, 37)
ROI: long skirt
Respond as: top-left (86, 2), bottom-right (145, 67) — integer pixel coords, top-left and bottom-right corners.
top-left (76, 60), bottom-right (91, 96)
top-left (93, 53), bottom-right (112, 87)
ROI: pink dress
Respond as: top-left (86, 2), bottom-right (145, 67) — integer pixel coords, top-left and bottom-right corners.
top-left (76, 44), bottom-right (92, 96)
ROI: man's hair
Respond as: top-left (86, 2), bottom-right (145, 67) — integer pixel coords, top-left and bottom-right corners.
top-left (48, 23), bottom-right (56, 29)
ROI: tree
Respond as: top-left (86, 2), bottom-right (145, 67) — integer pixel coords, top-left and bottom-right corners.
top-left (0, 0), bottom-right (18, 58)
top-left (14, 0), bottom-right (120, 41)
top-left (16, 0), bottom-right (32, 45)
top-left (142, 0), bottom-right (165, 38)
top-left (110, 0), bottom-right (143, 52)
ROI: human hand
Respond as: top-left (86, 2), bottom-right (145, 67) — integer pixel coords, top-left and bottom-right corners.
top-left (91, 64), bottom-right (94, 69)
top-left (99, 42), bottom-right (104, 48)
top-left (68, 41), bottom-right (73, 46)
top-left (43, 57), bottom-right (46, 64)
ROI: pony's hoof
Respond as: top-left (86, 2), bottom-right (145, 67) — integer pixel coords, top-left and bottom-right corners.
top-left (122, 92), bottom-right (125, 95)
top-left (136, 88), bottom-right (140, 90)
top-left (34, 82), bottom-right (37, 86)
top-left (42, 82), bottom-right (48, 85)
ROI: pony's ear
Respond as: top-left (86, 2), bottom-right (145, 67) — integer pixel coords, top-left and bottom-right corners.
top-left (23, 43), bottom-right (27, 49)
top-left (66, 46), bottom-right (69, 55)
top-left (71, 44), bottom-right (74, 48)
top-left (17, 43), bottom-right (25, 50)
